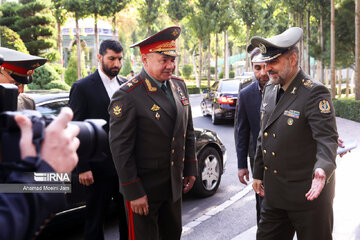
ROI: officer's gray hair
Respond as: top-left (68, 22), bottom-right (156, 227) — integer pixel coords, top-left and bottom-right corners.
top-left (285, 45), bottom-right (299, 66)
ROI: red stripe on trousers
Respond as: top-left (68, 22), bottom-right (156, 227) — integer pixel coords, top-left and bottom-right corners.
top-left (126, 201), bottom-right (135, 240)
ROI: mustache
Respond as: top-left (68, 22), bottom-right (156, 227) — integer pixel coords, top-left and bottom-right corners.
top-left (268, 70), bottom-right (277, 75)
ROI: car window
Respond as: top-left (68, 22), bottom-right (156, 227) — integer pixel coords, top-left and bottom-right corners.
top-left (219, 80), bottom-right (240, 93)
top-left (37, 99), bottom-right (69, 116)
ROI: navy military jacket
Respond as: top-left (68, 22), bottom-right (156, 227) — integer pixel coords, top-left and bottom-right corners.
top-left (253, 69), bottom-right (338, 210)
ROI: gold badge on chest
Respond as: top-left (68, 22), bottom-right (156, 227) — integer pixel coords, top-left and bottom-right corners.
top-left (145, 78), bottom-right (157, 92)
top-left (287, 118), bottom-right (294, 126)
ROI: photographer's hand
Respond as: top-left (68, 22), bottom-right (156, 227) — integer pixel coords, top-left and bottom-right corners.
top-left (15, 107), bottom-right (80, 172)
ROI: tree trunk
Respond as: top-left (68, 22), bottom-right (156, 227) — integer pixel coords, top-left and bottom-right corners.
top-left (306, 10), bottom-right (310, 75)
top-left (94, 13), bottom-right (99, 66)
top-left (198, 39), bottom-right (202, 88)
top-left (192, 50), bottom-right (199, 85)
top-left (174, 19), bottom-right (180, 77)
top-left (57, 20), bottom-right (64, 82)
top-left (215, 33), bottom-right (218, 81)
top-left (355, 0), bottom-right (360, 100)
top-left (320, 15), bottom-right (324, 83)
top-left (298, 13), bottom-right (304, 69)
top-left (346, 67), bottom-right (350, 97)
top-left (330, 0), bottom-right (336, 98)
top-left (113, 15), bottom-right (117, 40)
top-left (325, 66), bottom-right (329, 88)
top-left (57, 20), bottom-right (63, 66)
top-left (75, 15), bottom-right (82, 81)
top-left (224, 30), bottom-right (229, 79)
top-left (207, 36), bottom-right (211, 88)
top-left (245, 25), bottom-right (250, 72)
top-left (337, 68), bottom-right (342, 97)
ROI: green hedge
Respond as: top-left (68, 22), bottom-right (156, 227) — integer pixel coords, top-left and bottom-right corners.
top-left (187, 86), bottom-right (208, 94)
top-left (333, 98), bottom-right (360, 122)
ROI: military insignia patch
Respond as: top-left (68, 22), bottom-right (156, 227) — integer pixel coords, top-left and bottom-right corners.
top-left (111, 102), bottom-right (123, 117)
top-left (259, 43), bottom-right (267, 54)
top-left (303, 79), bottom-right (314, 88)
top-left (172, 29), bottom-right (179, 36)
top-left (145, 79), bottom-right (157, 92)
top-left (155, 112), bottom-right (160, 120)
top-left (127, 82), bottom-right (133, 87)
top-left (319, 100), bottom-right (331, 113)
top-left (287, 118), bottom-right (294, 125)
top-left (151, 104), bottom-right (160, 111)
top-left (132, 79), bottom-right (139, 84)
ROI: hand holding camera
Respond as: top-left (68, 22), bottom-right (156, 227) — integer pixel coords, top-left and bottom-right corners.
top-left (15, 107), bottom-right (80, 173)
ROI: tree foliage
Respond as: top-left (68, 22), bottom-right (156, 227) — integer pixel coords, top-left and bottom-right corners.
top-left (0, 2), bottom-right (21, 31)
top-left (15, 0), bottom-right (56, 56)
top-left (0, 26), bottom-right (29, 53)
top-left (182, 64), bottom-right (193, 79)
top-left (64, 46), bottom-right (87, 86)
top-left (29, 63), bottom-right (70, 90)
top-left (137, 0), bottom-right (161, 36)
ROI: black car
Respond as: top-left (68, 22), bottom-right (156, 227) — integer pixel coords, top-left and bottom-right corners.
top-left (28, 91), bottom-right (226, 214)
top-left (200, 75), bottom-right (253, 124)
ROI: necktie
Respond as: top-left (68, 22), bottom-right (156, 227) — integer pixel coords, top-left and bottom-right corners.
top-left (276, 88), bottom-right (284, 104)
top-left (161, 83), bottom-right (167, 93)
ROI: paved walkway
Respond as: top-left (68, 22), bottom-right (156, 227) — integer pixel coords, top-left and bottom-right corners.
top-left (232, 117), bottom-right (360, 240)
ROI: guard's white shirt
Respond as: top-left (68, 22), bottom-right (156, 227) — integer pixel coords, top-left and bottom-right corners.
top-left (98, 68), bottom-right (120, 99)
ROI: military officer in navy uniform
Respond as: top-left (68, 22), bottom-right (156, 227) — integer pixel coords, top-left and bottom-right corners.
top-left (251, 28), bottom-right (338, 239)
top-left (109, 26), bottom-right (198, 240)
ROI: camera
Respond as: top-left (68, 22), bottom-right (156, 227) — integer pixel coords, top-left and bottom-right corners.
top-left (0, 84), bottom-right (107, 172)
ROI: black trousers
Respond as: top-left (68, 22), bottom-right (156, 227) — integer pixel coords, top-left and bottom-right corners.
top-left (257, 198), bottom-right (333, 240)
top-left (84, 175), bottom-right (128, 240)
top-left (126, 198), bottom-right (182, 240)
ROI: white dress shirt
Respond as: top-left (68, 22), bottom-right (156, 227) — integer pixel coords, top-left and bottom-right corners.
top-left (98, 68), bottom-right (121, 99)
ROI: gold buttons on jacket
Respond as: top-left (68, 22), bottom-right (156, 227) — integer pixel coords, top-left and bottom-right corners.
top-left (264, 166), bottom-right (268, 171)
top-left (184, 133), bottom-right (186, 138)
top-left (264, 132), bottom-right (268, 137)
top-left (272, 152), bottom-right (276, 157)
top-left (182, 158), bottom-right (185, 162)
top-left (263, 150), bottom-right (267, 155)
top-left (272, 133), bottom-right (276, 138)
top-left (183, 146), bottom-right (185, 150)
top-left (274, 170), bottom-right (278, 174)
top-left (172, 137), bottom-right (175, 142)
top-left (171, 161), bottom-right (174, 166)
top-left (171, 149), bottom-right (175, 154)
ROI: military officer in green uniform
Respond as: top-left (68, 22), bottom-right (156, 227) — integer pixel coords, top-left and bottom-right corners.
top-left (108, 26), bottom-right (198, 240)
top-left (251, 27), bottom-right (338, 240)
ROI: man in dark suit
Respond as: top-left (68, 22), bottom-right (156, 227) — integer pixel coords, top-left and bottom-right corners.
top-left (235, 47), bottom-right (268, 224)
top-left (69, 40), bottom-right (128, 240)
top-left (109, 26), bottom-right (198, 240)
top-left (251, 27), bottom-right (338, 239)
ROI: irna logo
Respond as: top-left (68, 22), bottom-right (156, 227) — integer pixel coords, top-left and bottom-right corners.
top-left (34, 173), bottom-right (71, 182)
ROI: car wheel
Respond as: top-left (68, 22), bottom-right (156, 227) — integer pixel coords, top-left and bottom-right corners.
top-left (200, 100), bottom-right (208, 116)
top-left (192, 147), bottom-right (222, 197)
top-left (211, 106), bottom-right (220, 124)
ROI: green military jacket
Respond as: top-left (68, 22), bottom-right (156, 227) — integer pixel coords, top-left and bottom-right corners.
top-left (253, 69), bottom-right (338, 210)
top-left (109, 68), bottom-right (198, 202)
